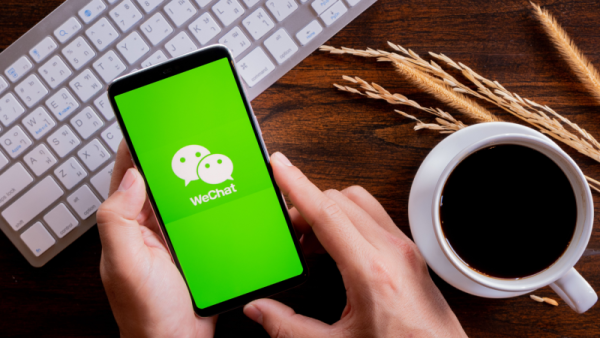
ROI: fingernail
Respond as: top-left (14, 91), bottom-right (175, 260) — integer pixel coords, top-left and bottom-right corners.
top-left (118, 169), bottom-right (136, 191)
top-left (244, 304), bottom-right (263, 325)
top-left (273, 152), bottom-right (293, 166)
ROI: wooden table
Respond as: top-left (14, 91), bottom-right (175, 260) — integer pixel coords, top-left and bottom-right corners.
top-left (1, 0), bottom-right (599, 336)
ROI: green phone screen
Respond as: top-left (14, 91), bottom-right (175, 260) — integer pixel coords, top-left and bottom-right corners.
top-left (113, 57), bottom-right (303, 309)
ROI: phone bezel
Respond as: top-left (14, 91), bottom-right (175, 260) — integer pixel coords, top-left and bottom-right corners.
top-left (107, 45), bottom-right (307, 317)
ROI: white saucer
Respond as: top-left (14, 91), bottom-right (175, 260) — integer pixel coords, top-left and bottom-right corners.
top-left (408, 122), bottom-right (560, 298)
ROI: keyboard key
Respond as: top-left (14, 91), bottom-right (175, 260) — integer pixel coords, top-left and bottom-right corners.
top-left (264, 28), bottom-right (298, 64)
top-left (62, 37), bottom-right (96, 70)
top-left (79, 0), bottom-right (107, 24)
top-left (319, 0), bottom-right (346, 26)
top-left (346, 0), bottom-right (361, 6)
top-left (91, 161), bottom-right (115, 200)
top-left (136, 0), bottom-right (164, 13)
top-left (212, 0), bottom-right (245, 26)
top-left (0, 76), bottom-right (8, 95)
top-left (219, 27), bottom-right (250, 58)
top-left (39, 55), bottom-right (73, 89)
top-left (165, 32), bottom-right (197, 58)
top-left (29, 37), bottom-right (58, 63)
top-left (311, 0), bottom-right (336, 15)
top-left (296, 20), bottom-right (322, 46)
top-left (44, 203), bottom-right (78, 238)
top-left (86, 17), bottom-right (120, 52)
top-left (101, 122), bottom-right (123, 152)
top-left (141, 50), bottom-right (168, 67)
top-left (94, 92), bottom-right (115, 120)
top-left (266, 0), bottom-right (298, 22)
top-left (15, 74), bottom-right (49, 108)
top-left (5, 56), bottom-right (33, 83)
top-left (46, 88), bottom-right (79, 121)
top-left (70, 69), bottom-right (103, 102)
top-left (47, 125), bottom-right (81, 157)
top-left (142, 13), bottom-right (174, 46)
top-left (0, 163), bottom-right (33, 208)
top-left (20, 222), bottom-right (56, 256)
top-left (22, 107), bottom-right (56, 140)
top-left (54, 17), bottom-right (82, 43)
top-left (54, 157), bottom-right (87, 189)
top-left (117, 31), bottom-right (150, 64)
top-left (165, 0), bottom-right (198, 27)
top-left (243, 8), bottom-right (274, 41)
top-left (0, 93), bottom-right (25, 127)
top-left (188, 13), bottom-right (221, 45)
top-left (23, 144), bottom-right (57, 176)
top-left (196, 0), bottom-right (214, 7)
top-left (0, 151), bottom-right (8, 171)
top-left (67, 185), bottom-right (101, 219)
top-left (71, 107), bottom-right (104, 139)
top-left (1, 125), bottom-right (32, 158)
top-left (2, 176), bottom-right (63, 231)
top-left (242, 0), bottom-right (260, 7)
top-left (237, 47), bottom-right (275, 87)
top-left (107, 0), bottom-right (119, 3)
top-left (78, 139), bottom-right (110, 171)
top-left (110, 0), bottom-right (143, 32)
top-left (94, 51), bottom-right (127, 83)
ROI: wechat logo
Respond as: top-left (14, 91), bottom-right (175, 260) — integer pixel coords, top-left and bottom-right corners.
top-left (171, 145), bottom-right (234, 186)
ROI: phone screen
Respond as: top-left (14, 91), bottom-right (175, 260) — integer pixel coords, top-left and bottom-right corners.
top-left (112, 57), bottom-right (304, 310)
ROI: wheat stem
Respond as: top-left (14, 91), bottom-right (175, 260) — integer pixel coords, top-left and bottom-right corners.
top-left (530, 2), bottom-right (600, 104)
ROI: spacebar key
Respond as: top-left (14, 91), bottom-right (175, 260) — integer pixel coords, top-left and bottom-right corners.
top-left (237, 47), bottom-right (275, 88)
top-left (2, 176), bottom-right (63, 231)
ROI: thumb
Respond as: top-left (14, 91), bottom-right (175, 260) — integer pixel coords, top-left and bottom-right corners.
top-left (97, 168), bottom-right (147, 260)
top-left (244, 299), bottom-right (332, 338)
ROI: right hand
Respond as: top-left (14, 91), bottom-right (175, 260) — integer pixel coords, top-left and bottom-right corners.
top-left (243, 152), bottom-right (467, 338)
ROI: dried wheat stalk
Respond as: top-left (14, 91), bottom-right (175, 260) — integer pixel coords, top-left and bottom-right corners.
top-left (531, 2), bottom-right (600, 104)
top-left (530, 294), bottom-right (559, 306)
top-left (320, 44), bottom-right (600, 166)
top-left (530, 295), bottom-right (544, 302)
top-left (320, 45), bottom-right (498, 124)
top-left (334, 75), bottom-right (466, 133)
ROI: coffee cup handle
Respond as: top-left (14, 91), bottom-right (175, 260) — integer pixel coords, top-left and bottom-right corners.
top-left (549, 268), bottom-right (597, 313)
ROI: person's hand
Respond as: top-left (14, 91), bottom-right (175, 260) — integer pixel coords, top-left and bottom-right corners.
top-left (96, 141), bottom-right (217, 338)
top-left (243, 152), bottom-right (467, 338)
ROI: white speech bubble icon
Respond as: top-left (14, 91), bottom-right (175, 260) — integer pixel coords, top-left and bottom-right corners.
top-left (172, 145), bottom-right (210, 186)
top-left (198, 154), bottom-right (234, 185)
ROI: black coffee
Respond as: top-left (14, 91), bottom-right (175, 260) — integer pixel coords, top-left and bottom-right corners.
top-left (440, 144), bottom-right (576, 279)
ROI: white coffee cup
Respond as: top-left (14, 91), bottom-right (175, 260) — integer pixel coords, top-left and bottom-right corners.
top-left (431, 133), bottom-right (597, 313)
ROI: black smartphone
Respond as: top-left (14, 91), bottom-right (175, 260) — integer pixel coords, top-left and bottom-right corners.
top-left (108, 45), bottom-right (307, 316)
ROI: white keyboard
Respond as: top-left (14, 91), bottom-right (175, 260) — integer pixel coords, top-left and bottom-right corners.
top-left (0, 0), bottom-right (376, 266)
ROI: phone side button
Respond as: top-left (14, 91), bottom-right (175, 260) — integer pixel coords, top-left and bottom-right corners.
top-left (253, 115), bottom-right (263, 135)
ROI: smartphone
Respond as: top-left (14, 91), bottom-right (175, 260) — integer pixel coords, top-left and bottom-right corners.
top-left (108, 45), bottom-right (307, 316)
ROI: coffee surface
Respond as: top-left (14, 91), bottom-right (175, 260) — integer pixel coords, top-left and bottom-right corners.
top-left (440, 144), bottom-right (577, 279)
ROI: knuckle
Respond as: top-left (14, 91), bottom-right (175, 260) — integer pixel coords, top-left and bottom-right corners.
top-left (367, 258), bottom-right (395, 287)
top-left (323, 189), bottom-right (340, 198)
top-left (318, 197), bottom-right (344, 220)
top-left (341, 185), bottom-right (369, 199)
top-left (389, 235), bottom-right (426, 269)
top-left (271, 320), bottom-right (294, 338)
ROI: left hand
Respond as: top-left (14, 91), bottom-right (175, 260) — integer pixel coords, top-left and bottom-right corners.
top-left (96, 141), bottom-right (217, 338)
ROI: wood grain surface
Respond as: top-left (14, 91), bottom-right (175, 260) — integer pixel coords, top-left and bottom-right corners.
top-left (1, 0), bottom-right (600, 336)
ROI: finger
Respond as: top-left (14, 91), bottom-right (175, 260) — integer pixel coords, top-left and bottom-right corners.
top-left (289, 207), bottom-right (325, 255)
top-left (244, 299), bottom-right (332, 338)
top-left (271, 152), bottom-right (370, 270)
top-left (288, 207), bottom-right (311, 235)
top-left (341, 186), bottom-right (408, 240)
top-left (97, 168), bottom-right (147, 262)
top-left (109, 140), bottom-right (134, 197)
top-left (325, 189), bottom-right (389, 248)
